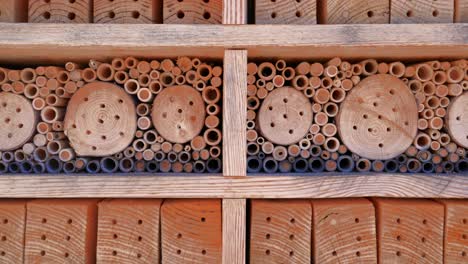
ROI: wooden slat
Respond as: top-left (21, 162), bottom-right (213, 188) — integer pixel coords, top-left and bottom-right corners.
top-left (390, 0), bottom-right (454, 24)
top-left (0, 200), bottom-right (27, 263)
top-left (24, 199), bottom-right (98, 263)
top-left (255, 0), bottom-right (316, 24)
top-left (455, 0), bottom-right (468, 22)
top-left (0, 0), bottom-right (28, 22)
top-left (96, 199), bottom-right (162, 263)
top-left (94, 0), bottom-right (160, 24)
top-left (323, 0), bottom-right (389, 24)
top-left (28, 0), bottom-right (92, 23)
top-left (222, 199), bottom-right (246, 264)
top-left (222, 0), bottom-right (247, 24)
top-left (161, 199), bottom-right (222, 264)
top-left (223, 50), bottom-right (247, 176)
top-left (0, 24), bottom-right (466, 64)
top-left (438, 199), bottom-right (468, 263)
top-left (312, 198), bottom-right (377, 263)
top-left (374, 198), bottom-right (444, 263)
top-left (164, 0), bottom-right (222, 24)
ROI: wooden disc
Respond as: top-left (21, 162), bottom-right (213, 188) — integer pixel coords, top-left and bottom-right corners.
top-left (258, 87), bottom-right (313, 145)
top-left (0, 92), bottom-right (36, 151)
top-left (447, 92), bottom-right (468, 148)
top-left (152, 85), bottom-right (205, 144)
top-left (64, 82), bottom-right (136, 157)
top-left (337, 74), bottom-right (418, 160)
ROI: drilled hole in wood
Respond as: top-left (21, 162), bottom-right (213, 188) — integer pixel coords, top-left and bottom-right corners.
top-left (289, 129), bottom-right (294, 134)
top-left (177, 10), bottom-right (185, 19)
top-left (2, 219), bottom-right (6, 224)
top-left (396, 251), bottom-right (401, 256)
top-left (203, 12), bottom-right (211, 20)
top-left (462, 251), bottom-right (466, 257)
top-left (138, 219), bottom-right (143, 225)
top-left (109, 11), bottom-right (115, 18)
top-left (65, 252), bottom-right (69, 258)
top-left (289, 234), bottom-right (294, 240)
top-left (113, 234), bottom-right (118, 239)
top-left (266, 217), bottom-right (271, 222)
top-left (367, 11), bottom-right (374, 17)
top-left (68, 12), bottom-right (76, 20)
top-left (422, 219), bottom-right (427, 224)
top-left (421, 237), bottom-right (426, 242)
top-left (0, 251), bottom-right (4, 256)
top-left (356, 236), bottom-right (362, 241)
top-left (290, 218), bottom-right (295, 223)
top-left (202, 249), bottom-right (207, 255)
top-left (41, 235), bottom-right (46, 240)
top-left (42, 218), bottom-right (47, 223)
top-left (132, 11), bottom-right (140, 19)
top-left (396, 235), bottom-right (401, 241)
top-left (379, 143), bottom-right (384, 148)
top-left (201, 217), bottom-right (206, 222)
top-left (177, 233), bottom-right (182, 238)
top-left (40, 251), bottom-right (46, 256)
top-left (137, 253), bottom-right (142, 258)
top-left (355, 218), bottom-right (359, 223)
top-left (112, 251), bottom-right (117, 256)
top-left (265, 249), bottom-right (270, 255)
top-left (396, 218), bottom-right (401, 224)
top-left (332, 251), bottom-right (337, 256)
top-left (67, 219), bottom-right (73, 224)
top-left (138, 236), bottom-right (142, 241)
top-left (432, 10), bottom-right (439, 17)
top-left (177, 249), bottom-right (181, 255)
top-left (295, 11), bottom-right (302, 17)
top-left (289, 251), bottom-right (294, 257)
top-left (406, 10), bottom-right (413, 17)
top-left (0, 236), bottom-right (5, 241)
top-left (43, 12), bottom-right (51, 19)
top-left (66, 235), bottom-right (71, 241)
top-left (356, 251), bottom-right (361, 257)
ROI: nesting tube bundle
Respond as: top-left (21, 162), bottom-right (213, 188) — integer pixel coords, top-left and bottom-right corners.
top-left (246, 58), bottom-right (468, 173)
top-left (0, 57), bottom-right (223, 173)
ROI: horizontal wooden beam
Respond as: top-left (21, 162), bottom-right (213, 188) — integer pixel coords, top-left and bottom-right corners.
top-left (0, 173), bottom-right (466, 198)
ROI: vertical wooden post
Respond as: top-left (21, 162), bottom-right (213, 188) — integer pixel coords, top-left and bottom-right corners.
top-left (222, 0), bottom-right (248, 24)
top-left (222, 199), bottom-right (246, 264)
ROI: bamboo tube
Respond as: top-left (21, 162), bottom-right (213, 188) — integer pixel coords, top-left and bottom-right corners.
top-left (282, 67), bottom-right (295, 80)
top-left (1, 83), bottom-right (13, 92)
top-left (7, 70), bottom-right (20, 82)
top-left (322, 123), bottom-right (337, 137)
top-left (52, 121), bottom-right (64, 131)
top-left (456, 159), bottom-right (468, 173)
top-left (310, 63), bottom-right (323, 77)
top-left (35, 76), bottom-right (47, 87)
top-left (324, 65), bottom-right (338, 78)
top-left (414, 133), bottom-right (431, 150)
top-left (129, 68), bottom-right (139, 79)
top-left (314, 112), bottom-right (328, 126)
top-left (325, 160), bottom-right (337, 172)
top-left (448, 84), bottom-right (463, 96)
top-left (202, 86), bottom-right (221, 104)
top-left (205, 115), bottom-right (220, 128)
top-left (12, 81), bottom-right (25, 94)
top-left (292, 158), bottom-right (307, 173)
top-left (23, 84), bottom-right (39, 99)
top-left (313, 133), bottom-right (326, 146)
top-left (330, 88), bottom-right (346, 103)
top-left (138, 74), bottom-right (151, 87)
top-left (69, 70), bottom-right (82, 82)
top-left (59, 148), bottom-right (75, 162)
top-left (133, 139), bottom-right (147, 152)
top-left (194, 80), bottom-right (206, 91)
top-left (206, 104), bottom-right (220, 115)
top-left (245, 156), bottom-right (261, 172)
top-left (414, 64), bottom-right (434, 82)
top-left (41, 106), bottom-right (64, 124)
top-left (336, 155), bottom-right (354, 172)
top-left (321, 77), bottom-right (333, 89)
top-left (439, 97), bottom-right (450, 108)
top-left (205, 158), bottom-right (221, 173)
top-left (257, 62), bottom-right (276, 81)
top-left (439, 133), bottom-right (451, 146)
top-left (292, 75), bottom-right (308, 90)
top-left (33, 134), bottom-right (47, 147)
top-left (286, 144), bottom-right (300, 157)
top-left (295, 62), bottom-right (310, 75)
top-left (359, 59), bottom-right (378, 76)
top-left (84, 159), bottom-right (100, 173)
top-left (247, 75), bottom-right (256, 85)
top-left (7, 162), bottom-right (20, 173)
top-left (388, 62), bottom-right (405, 77)
top-left (124, 79), bottom-right (140, 94)
top-left (272, 146), bottom-right (287, 161)
top-left (256, 78), bottom-right (266, 88)
top-left (435, 84), bottom-right (448, 97)
top-left (14, 150), bottom-right (27, 162)
top-left (203, 128), bottom-right (222, 146)
top-left (186, 70), bottom-right (198, 84)
top-left (137, 88), bottom-right (153, 103)
top-left (20, 68), bottom-right (36, 84)
top-left (356, 159), bottom-right (371, 172)
top-left (190, 136), bottom-right (206, 151)
top-left (81, 68), bottom-right (97, 82)
top-left (306, 158), bottom-right (324, 172)
top-left (383, 159), bottom-right (398, 173)
top-left (256, 87), bottom-right (268, 99)
top-left (323, 102), bottom-right (339, 117)
top-left (193, 160), bottom-right (206, 173)
top-left (377, 63), bottom-right (389, 74)
top-left (324, 137), bottom-right (340, 152)
top-left (447, 66), bottom-right (464, 83)
top-left (314, 88), bottom-right (330, 104)
top-left (47, 140), bottom-right (69, 155)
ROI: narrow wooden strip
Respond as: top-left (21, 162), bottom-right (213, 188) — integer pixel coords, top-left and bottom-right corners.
top-left (223, 50), bottom-right (247, 176)
top-left (222, 199), bottom-right (246, 264)
top-left (223, 0), bottom-right (247, 24)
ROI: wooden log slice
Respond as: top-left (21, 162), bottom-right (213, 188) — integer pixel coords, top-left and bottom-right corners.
top-left (337, 74), bottom-right (418, 160)
top-left (152, 85), bottom-right (206, 144)
top-left (0, 92), bottom-right (37, 151)
top-left (258, 87), bottom-right (313, 145)
top-left (446, 92), bottom-right (468, 148)
top-left (64, 82), bottom-right (136, 157)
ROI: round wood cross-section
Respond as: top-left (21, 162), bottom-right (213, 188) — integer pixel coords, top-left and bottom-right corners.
top-left (447, 92), bottom-right (468, 148)
top-left (258, 87), bottom-right (313, 145)
top-left (0, 92), bottom-right (36, 151)
top-left (338, 74), bottom-right (418, 160)
top-left (152, 85), bottom-right (206, 144)
top-left (64, 82), bottom-right (137, 157)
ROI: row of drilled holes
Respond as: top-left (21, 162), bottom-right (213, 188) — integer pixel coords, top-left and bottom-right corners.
top-left (177, 10), bottom-right (211, 20)
top-left (38, 218), bottom-right (73, 258)
top-left (111, 218), bottom-right (144, 259)
top-left (176, 217), bottom-right (208, 256)
top-left (265, 216), bottom-right (296, 257)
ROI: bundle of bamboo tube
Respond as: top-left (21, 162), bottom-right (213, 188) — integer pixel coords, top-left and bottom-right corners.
top-left (0, 56), bottom-right (223, 173)
top-left (246, 58), bottom-right (468, 173)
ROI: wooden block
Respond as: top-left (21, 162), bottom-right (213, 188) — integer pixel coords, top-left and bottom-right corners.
top-left (312, 198), bottom-right (377, 263)
top-left (161, 199), bottom-right (222, 264)
top-left (24, 199), bottom-right (98, 263)
top-left (222, 199), bottom-right (246, 264)
top-left (438, 200), bottom-right (468, 263)
top-left (97, 199), bottom-right (162, 263)
top-left (256, 0), bottom-right (316, 24)
top-left (94, 0), bottom-right (159, 24)
top-left (374, 198), bottom-right (444, 263)
top-left (455, 0), bottom-right (468, 22)
top-left (164, 0), bottom-right (222, 24)
top-left (390, 0), bottom-right (454, 23)
top-left (0, 200), bottom-right (27, 263)
top-left (28, 0), bottom-right (92, 23)
top-left (324, 0), bottom-right (389, 24)
top-left (0, 0), bottom-right (28, 22)
top-left (250, 200), bottom-right (312, 263)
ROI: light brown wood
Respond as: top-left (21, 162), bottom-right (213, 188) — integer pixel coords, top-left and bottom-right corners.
top-left (0, 0), bottom-right (28, 22)
top-left (250, 199), bottom-right (312, 263)
top-left (446, 91), bottom-right (468, 148)
top-left (28, 0), bottom-right (92, 23)
top-left (0, 200), bottom-right (27, 263)
top-left (222, 199), bottom-right (246, 264)
top-left (374, 198), bottom-right (444, 264)
top-left (312, 198), bottom-right (377, 263)
top-left (161, 199), bottom-right (222, 264)
top-left (256, 0), bottom-right (316, 24)
top-left (64, 82), bottom-right (137, 157)
top-left (94, 0), bottom-right (159, 24)
top-left (337, 74), bottom-right (418, 160)
top-left (222, 0), bottom-right (247, 24)
top-left (323, 0), bottom-right (389, 24)
top-left (164, 0), bottom-right (222, 24)
top-left (0, 92), bottom-right (37, 151)
top-left (438, 199), bottom-right (468, 263)
top-left (390, 0), bottom-right (454, 24)
top-left (257, 87), bottom-right (313, 145)
top-left (24, 199), bottom-right (98, 264)
top-left (455, 0), bottom-right (468, 22)
top-left (223, 50), bottom-right (247, 176)
top-left (97, 199), bottom-right (162, 263)
top-left (152, 85), bottom-right (206, 144)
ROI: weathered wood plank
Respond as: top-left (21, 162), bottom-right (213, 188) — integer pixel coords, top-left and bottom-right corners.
top-left (222, 199), bottom-right (246, 264)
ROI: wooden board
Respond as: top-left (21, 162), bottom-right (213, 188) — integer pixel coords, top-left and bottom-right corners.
top-left (250, 200), bottom-right (312, 263)
top-left (24, 199), bottom-right (98, 263)
top-left (390, 0), bottom-right (454, 23)
top-left (161, 199), bottom-right (222, 264)
top-left (28, 0), bottom-right (92, 23)
top-left (374, 198), bottom-right (444, 263)
top-left (455, 0), bottom-right (468, 22)
top-left (97, 199), bottom-right (162, 263)
top-left (323, 0), bottom-right (389, 24)
top-left (163, 0), bottom-right (222, 24)
top-left (255, 0), bottom-right (316, 24)
top-left (222, 0), bottom-right (247, 24)
top-left (438, 199), bottom-right (468, 263)
top-left (222, 199), bottom-right (246, 264)
top-left (94, 0), bottom-right (159, 24)
top-left (0, 0), bottom-right (28, 22)
top-left (0, 200), bottom-right (27, 263)
top-left (312, 198), bottom-right (377, 263)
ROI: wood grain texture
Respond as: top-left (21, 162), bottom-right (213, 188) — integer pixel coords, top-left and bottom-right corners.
top-left (312, 198), bottom-right (377, 263)
top-left (391, 0), bottom-right (454, 23)
top-left (0, 24), bottom-right (466, 65)
top-left (24, 199), bottom-right (98, 264)
top-left (324, 0), bottom-right (389, 24)
top-left (164, 0), bottom-right (222, 24)
top-left (161, 199), bottom-right (222, 264)
top-left (94, 0), bottom-right (158, 24)
top-left (250, 200), bottom-right (312, 263)
top-left (256, 0), bottom-right (316, 24)
top-left (222, 0), bottom-right (247, 24)
top-left (223, 50), bottom-right (247, 176)
top-left (0, 200), bottom-right (27, 263)
top-left (374, 198), bottom-right (444, 264)
top-left (0, 0), bottom-right (28, 22)
top-left (438, 199), bottom-right (468, 263)
top-left (28, 0), bottom-right (92, 23)
top-left (97, 199), bottom-right (162, 263)
top-left (222, 199), bottom-right (246, 264)
top-left (455, 0), bottom-right (468, 22)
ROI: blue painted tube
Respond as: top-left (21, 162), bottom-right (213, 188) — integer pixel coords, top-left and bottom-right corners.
top-left (63, 161), bottom-right (76, 174)
top-left (406, 158), bottom-right (422, 173)
top-left (206, 158), bottom-right (221, 173)
top-left (145, 160), bottom-right (159, 173)
top-left (167, 151), bottom-right (178, 163)
top-left (371, 160), bottom-right (385, 172)
top-left (154, 151), bottom-right (165, 162)
top-left (384, 159), bottom-right (399, 173)
top-left (247, 156), bottom-right (262, 173)
top-left (262, 157), bottom-right (278, 174)
top-left (46, 157), bottom-right (63, 173)
top-left (193, 160), bottom-right (206, 173)
top-left (337, 155), bottom-right (354, 172)
top-left (0, 161), bottom-right (8, 173)
top-left (278, 160), bottom-right (292, 173)
top-left (356, 159), bottom-right (371, 172)
top-left (20, 161), bottom-right (34, 173)
top-left (8, 162), bottom-right (20, 173)
top-left (442, 161), bottom-right (455, 173)
top-left (308, 158), bottom-right (325, 173)
top-left (455, 159), bottom-right (468, 173)
top-left (100, 157), bottom-right (119, 173)
top-left (86, 160), bottom-right (101, 174)
top-left (119, 158), bottom-right (134, 173)
top-left (422, 162), bottom-right (435, 173)
top-left (33, 163), bottom-right (46, 173)
top-left (293, 158), bottom-right (308, 173)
